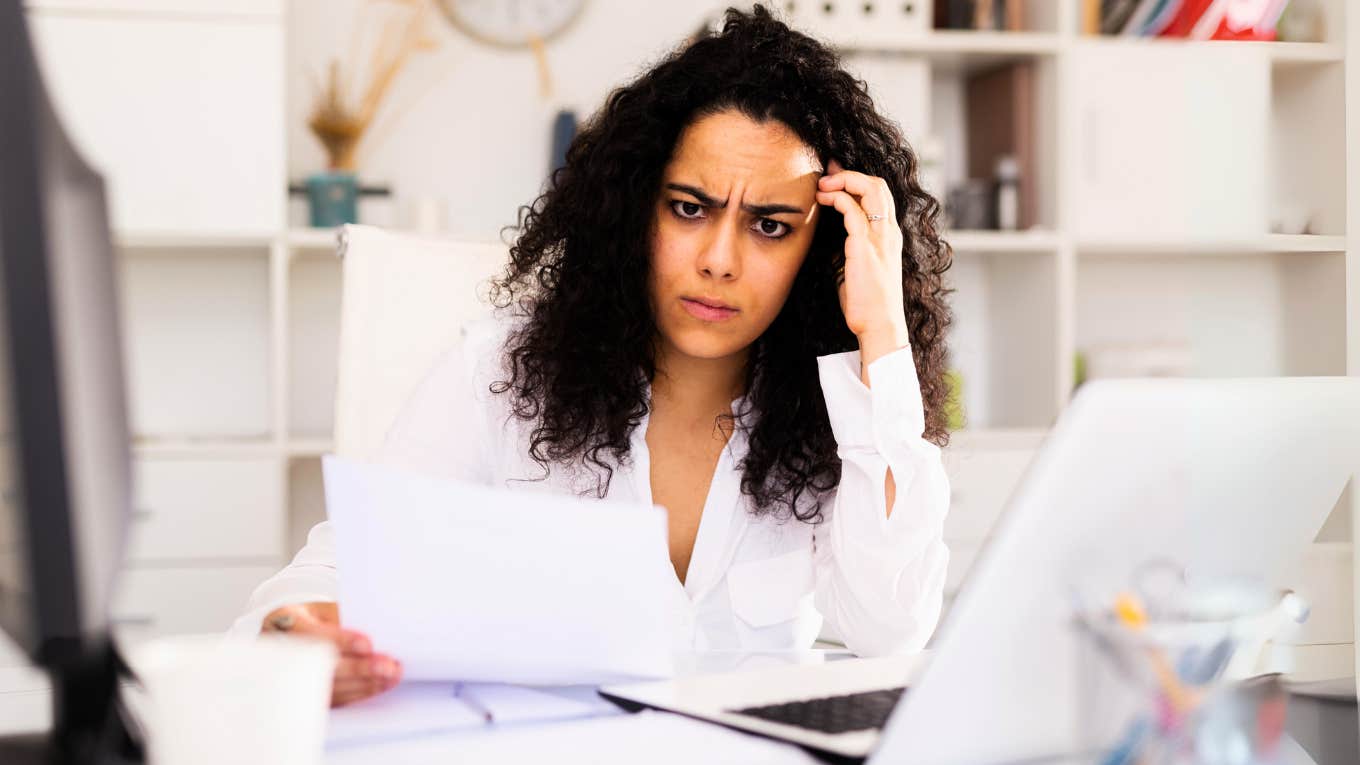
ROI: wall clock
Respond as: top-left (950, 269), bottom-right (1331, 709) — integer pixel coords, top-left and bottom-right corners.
top-left (436, 0), bottom-right (587, 48)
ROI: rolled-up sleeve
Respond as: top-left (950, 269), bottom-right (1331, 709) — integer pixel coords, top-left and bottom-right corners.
top-left (227, 521), bottom-right (341, 637)
top-left (811, 347), bottom-right (950, 657)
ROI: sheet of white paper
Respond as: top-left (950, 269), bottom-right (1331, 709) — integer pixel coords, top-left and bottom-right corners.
top-left (326, 682), bottom-right (487, 747)
top-left (322, 455), bottom-right (677, 685)
top-left (326, 682), bottom-right (619, 748)
top-left (324, 710), bottom-right (820, 765)
top-left (456, 682), bottom-right (617, 725)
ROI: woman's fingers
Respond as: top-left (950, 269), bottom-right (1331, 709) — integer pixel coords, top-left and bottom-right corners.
top-left (338, 629), bottom-right (373, 657)
top-left (332, 678), bottom-right (386, 707)
top-left (816, 189), bottom-right (868, 238)
top-left (331, 653), bottom-right (403, 707)
top-left (303, 601), bottom-right (340, 626)
top-left (819, 161), bottom-right (897, 223)
top-left (262, 603), bottom-right (372, 657)
top-left (260, 602), bottom-right (400, 708)
top-left (335, 654), bottom-right (402, 684)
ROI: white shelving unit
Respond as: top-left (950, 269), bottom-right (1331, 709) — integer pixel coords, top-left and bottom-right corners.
top-left (8, 0), bottom-right (1355, 686)
top-left (809, 1), bottom-right (1355, 675)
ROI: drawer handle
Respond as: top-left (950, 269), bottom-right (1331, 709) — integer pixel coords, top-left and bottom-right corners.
top-left (110, 614), bottom-right (156, 628)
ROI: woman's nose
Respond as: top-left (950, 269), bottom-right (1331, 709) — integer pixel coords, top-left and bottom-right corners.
top-left (695, 220), bottom-right (741, 280)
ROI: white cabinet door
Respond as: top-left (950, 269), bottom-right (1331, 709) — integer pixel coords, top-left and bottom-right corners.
top-left (1069, 42), bottom-right (1268, 243)
top-left (128, 458), bottom-right (284, 563)
top-left (26, 9), bottom-right (284, 236)
top-left (111, 564), bottom-right (280, 644)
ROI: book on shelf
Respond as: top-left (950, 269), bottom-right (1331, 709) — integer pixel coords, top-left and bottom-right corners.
top-left (933, 0), bottom-right (1025, 32)
top-left (1089, 0), bottom-right (1294, 41)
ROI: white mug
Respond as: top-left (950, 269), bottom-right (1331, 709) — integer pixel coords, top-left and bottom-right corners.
top-left (132, 634), bottom-right (337, 765)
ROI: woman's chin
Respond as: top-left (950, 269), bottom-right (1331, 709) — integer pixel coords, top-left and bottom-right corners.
top-left (660, 325), bottom-right (753, 362)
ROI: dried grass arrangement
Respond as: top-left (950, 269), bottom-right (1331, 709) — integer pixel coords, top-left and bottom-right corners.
top-left (308, 0), bottom-right (443, 171)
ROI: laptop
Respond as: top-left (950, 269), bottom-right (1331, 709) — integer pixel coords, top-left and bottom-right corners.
top-left (601, 377), bottom-right (1360, 763)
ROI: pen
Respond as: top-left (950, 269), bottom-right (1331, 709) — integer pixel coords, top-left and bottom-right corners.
top-left (454, 681), bottom-right (495, 723)
top-left (1113, 592), bottom-right (1195, 714)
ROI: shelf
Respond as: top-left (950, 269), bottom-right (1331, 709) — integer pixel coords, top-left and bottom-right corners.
top-left (1076, 234), bottom-right (1345, 257)
top-left (131, 438), bottom-right (278, 459)
top-left (1075, 38), bottom-right (1343, 66)
top-left (111, 229), bottom-right (344, 252)
top-left (836, 33), bottom-right (1343, 71)
top-left (130, 437), bottom-right (336, 459)
top-left (115, 231), bottom-right (275, 250)
top-left (285, 439), bottom-right (334, 458)
top-left (897, 30), bottom-right (1060, 55)
top-left (837, 31), bottom-right (1059, 72)
top-left (1264, 42), bottom-right (1346, 66)
top-left (1261, 234), bottom-right (1347, 252)
top-left (945, 230), bottom-right (1060, 254)
top-left (285, 227), bottom-right (344, 252)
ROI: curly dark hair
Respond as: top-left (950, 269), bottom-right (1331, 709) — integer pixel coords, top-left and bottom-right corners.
top-left (489, 4), bottom-right (952, 522)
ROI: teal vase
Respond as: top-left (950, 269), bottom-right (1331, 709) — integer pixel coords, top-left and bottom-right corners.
top-left (305, 170), bottom-right (358, 227)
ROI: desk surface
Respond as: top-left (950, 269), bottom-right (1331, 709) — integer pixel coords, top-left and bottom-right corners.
top-left (0, 651), bottom-right (1333, 765)
top-left (326, 709), bottom-right (822, 765)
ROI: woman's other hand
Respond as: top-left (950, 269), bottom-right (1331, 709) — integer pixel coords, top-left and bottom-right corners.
top-left (261, 602), bottom-right (403, 707)
top-left (816, 159), bottom-right (912, 375)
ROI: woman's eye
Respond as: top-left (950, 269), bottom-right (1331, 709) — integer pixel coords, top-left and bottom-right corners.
top-left (669, 201), bottom-right (787, 238)
top-left (753, 218), bottom-right (790, 239)
top-left (671, 200), bottom-right (704, 219)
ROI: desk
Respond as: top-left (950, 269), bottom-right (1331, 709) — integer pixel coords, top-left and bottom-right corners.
top-left (0, 651), bottom-right (1338, 764)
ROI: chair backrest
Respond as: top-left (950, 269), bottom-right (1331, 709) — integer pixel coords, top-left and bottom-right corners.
top-left (332, 224), bottom-right (508, 459)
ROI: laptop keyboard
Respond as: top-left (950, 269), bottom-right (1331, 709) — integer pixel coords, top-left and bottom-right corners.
top-left (727, 687), bottom-right (907, 735)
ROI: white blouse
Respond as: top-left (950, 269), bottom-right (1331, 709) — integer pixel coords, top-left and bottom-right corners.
top-left (231, 319), bottom-right (950, 657)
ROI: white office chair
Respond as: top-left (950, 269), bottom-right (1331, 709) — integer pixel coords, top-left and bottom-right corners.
top-left (331, 224), bottom-right (509, 459)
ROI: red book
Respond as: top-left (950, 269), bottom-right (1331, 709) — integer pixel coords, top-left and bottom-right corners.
top-left (1211, 0), bottom-right (1288, 40)
top-left (1159, 0), bottom-right (1217, 38)
top-left (1160, 0), bottom-right (1287, 40)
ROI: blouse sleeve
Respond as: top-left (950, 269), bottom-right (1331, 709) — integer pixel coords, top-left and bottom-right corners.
top-left (810, 346), bottom-right (951, 657)
top-left (226, 322), bottom-right (502, 637)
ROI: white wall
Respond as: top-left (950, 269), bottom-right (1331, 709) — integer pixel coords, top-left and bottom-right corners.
top-left (286, 0), bottom-right (728, 241)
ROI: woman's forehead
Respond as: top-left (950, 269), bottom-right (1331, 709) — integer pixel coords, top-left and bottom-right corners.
top-left (665, 111), bottom-right (821, 196)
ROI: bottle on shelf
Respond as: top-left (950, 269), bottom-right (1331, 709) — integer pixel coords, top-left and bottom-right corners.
top-left (995, 154), bottom-right (1019, 232)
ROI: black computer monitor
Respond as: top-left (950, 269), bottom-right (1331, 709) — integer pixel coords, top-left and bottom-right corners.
top-left (0, 2), bottom-right (141, 762)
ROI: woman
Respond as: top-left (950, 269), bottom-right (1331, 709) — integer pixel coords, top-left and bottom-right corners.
top-left (233, 5), bottom-right (953, 707)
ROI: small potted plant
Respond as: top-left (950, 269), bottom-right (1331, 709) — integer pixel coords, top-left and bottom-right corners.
top-left (303, 0), bottom-right (441, 227)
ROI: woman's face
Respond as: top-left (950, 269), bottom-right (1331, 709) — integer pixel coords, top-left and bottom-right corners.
top-left (649, 109), bottom-right (822, 365)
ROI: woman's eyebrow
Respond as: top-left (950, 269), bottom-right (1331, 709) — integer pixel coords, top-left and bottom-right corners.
top-left (665, 183), bottom-right (805, 217)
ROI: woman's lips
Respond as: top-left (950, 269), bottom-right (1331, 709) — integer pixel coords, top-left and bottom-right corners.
top-left (681, 297), bottom-right (739, 322)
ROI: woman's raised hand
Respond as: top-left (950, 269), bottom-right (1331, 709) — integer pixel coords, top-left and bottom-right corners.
top-left (260, 601), bottom-right (402, 707)
top-left (816, 159), bottom-right (912, 372)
